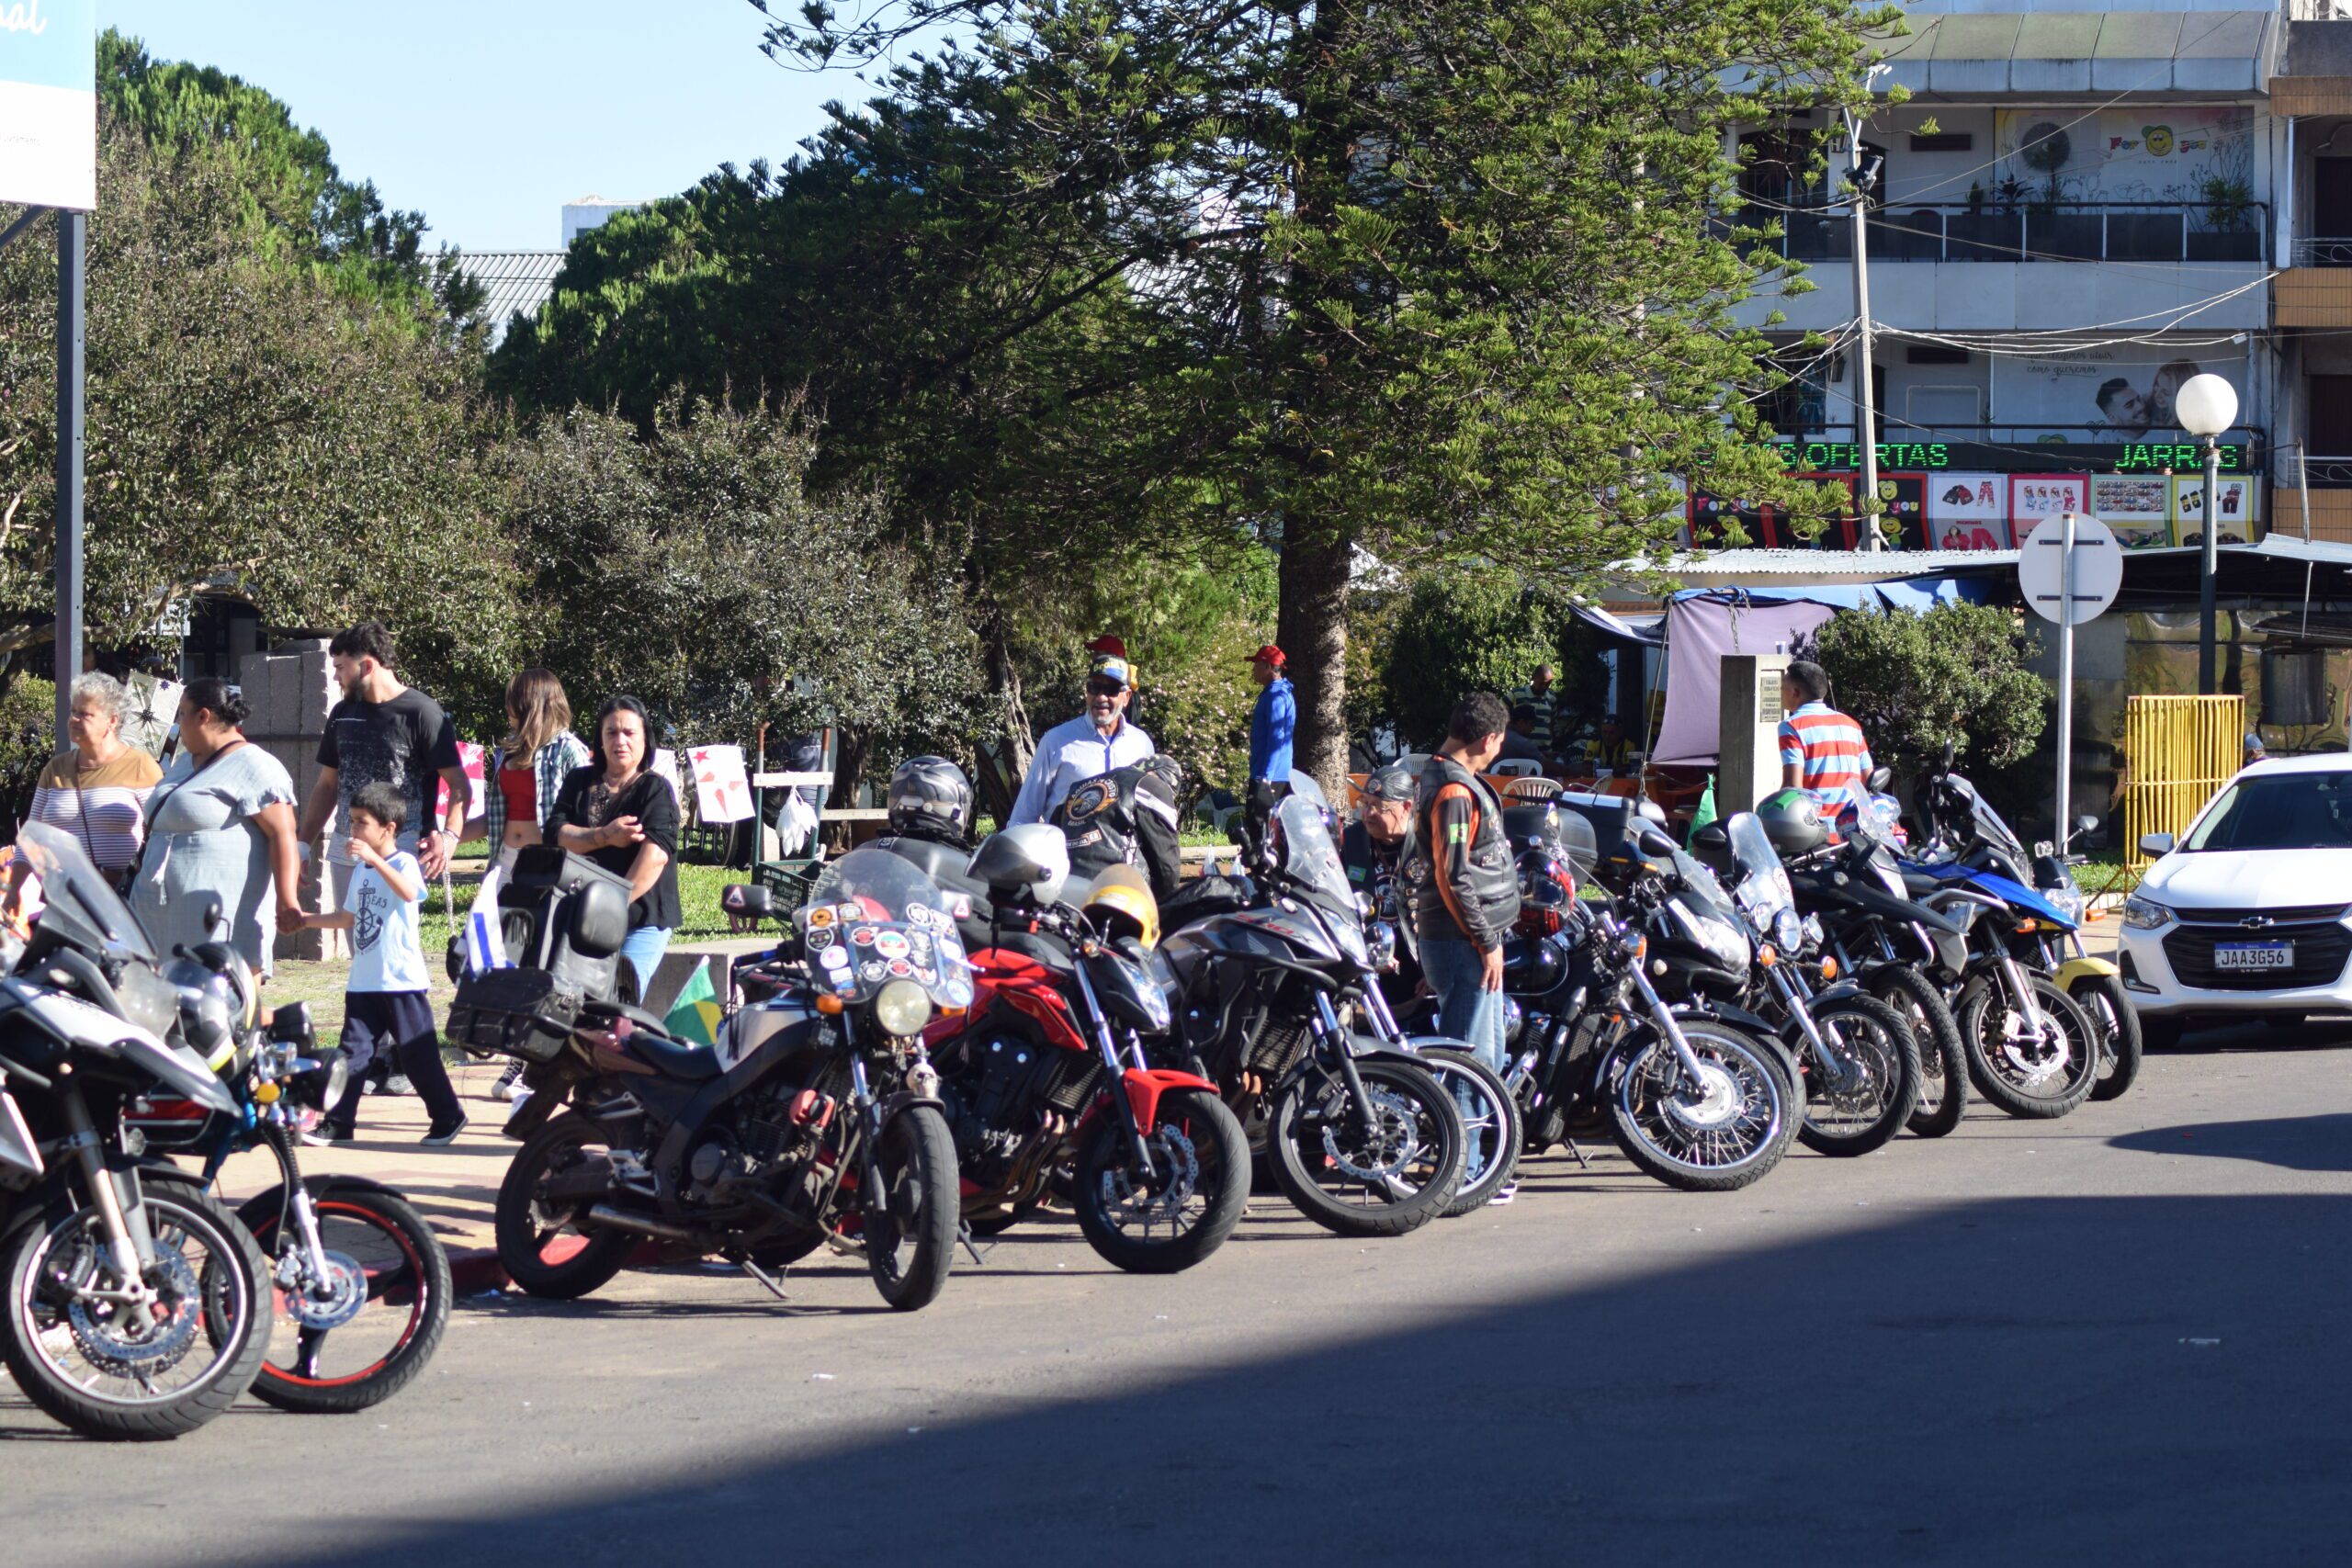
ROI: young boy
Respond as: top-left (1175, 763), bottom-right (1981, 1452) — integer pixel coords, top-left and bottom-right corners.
top-left (295, 782), bottom-right (467, 1146)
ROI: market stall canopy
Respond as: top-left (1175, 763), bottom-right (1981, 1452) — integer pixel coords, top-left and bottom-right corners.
top-left (1568, 601), bottom-right (1664, 647)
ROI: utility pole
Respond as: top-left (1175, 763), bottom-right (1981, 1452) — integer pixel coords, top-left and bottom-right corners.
top-left (1845, 90), bottom-right (1884, 552)
top-left (55, 211), bottom-right (85, 747)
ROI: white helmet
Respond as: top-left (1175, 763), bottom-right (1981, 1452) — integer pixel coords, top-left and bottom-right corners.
top-left (967, 823), bottom-right (1070, 908)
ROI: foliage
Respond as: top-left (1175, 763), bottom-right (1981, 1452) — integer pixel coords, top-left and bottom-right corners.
top-left (0, 125), bottom-right (516, 728)
top-left (98, 30), bottom-right (484, 333)
top-left (1809, 604), bottom-right (2048, 781)
top-left (755, 0), bottom-right (1892, 793)
top-left (1379, 572), bottom-right (1564, 750)
top-left (494, 397), bottom-right (996, 798)
top-left (0, 676), bottom-right (54, 822)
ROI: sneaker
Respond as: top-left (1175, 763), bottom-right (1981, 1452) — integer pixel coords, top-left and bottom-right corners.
top-left (303, 1122), bottom-right (354, 1147)
top-left (421, 1116), bottom-right (469, 1146)
top-left (1487, 1181), bottom-right (1520, 1208)
top-left (379, 1074), bottom-right (416, 1098)
top-left (494, 1063), bottom-right (528, 1102)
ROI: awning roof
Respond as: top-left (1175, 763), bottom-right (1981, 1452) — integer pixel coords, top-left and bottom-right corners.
top-left (1874, 9), bottom-right (2278, 97)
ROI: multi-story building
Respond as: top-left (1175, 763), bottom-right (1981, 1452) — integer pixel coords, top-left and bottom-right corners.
top-left (1725, 1), bottom-right (2280, 554)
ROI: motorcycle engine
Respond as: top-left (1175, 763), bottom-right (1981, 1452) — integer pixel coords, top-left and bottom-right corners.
top-left (937, 1034), bottom-right (1086, 1185)
top-left (684, 1128), bottom-right (753, 1202)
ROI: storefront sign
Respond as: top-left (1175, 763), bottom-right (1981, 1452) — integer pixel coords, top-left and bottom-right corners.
top-left (1775, 440), bottom-right (2247, 475)
top-left (0, 0), bottom-right (96, 210)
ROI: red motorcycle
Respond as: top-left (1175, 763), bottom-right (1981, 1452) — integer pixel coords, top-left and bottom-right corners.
top-left (919, 834), bottom-right (1250, 1274)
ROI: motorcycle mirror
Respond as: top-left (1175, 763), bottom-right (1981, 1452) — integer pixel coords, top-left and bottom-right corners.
top-left (2075, 813), bottom-right (2099, 835)
top-left (721, 883), bottom-right (776, 921)
top-left (1867, 765), bottom-right (1892, 793)
top-left (1939, 739), bottom-right (1956, 771)
top-left (1634, 822), bottom-right (1678, 859)
top-left (197, 894), bottom-right (227, 942)
top-left (266, 999), bottom-right (313, 1045)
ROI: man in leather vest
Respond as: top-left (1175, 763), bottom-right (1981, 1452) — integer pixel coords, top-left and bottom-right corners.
top-left (1406, 693), bottom-right (1521, 1071)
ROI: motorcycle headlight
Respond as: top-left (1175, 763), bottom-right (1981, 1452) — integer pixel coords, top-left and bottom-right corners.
top-left (2044, 886), bottom-right (2086, 925)
top-left (1802, 913), bottom-right (1826, 949)
top-left (1695, 912), bottom-right (1749, 973)
top-left (1366, 919), bottom-right (1399, 974)
top-left (2121, 894), bottom-right (2171, 931)
top-left (872, 979), bottom-right (933, 1038)
top-left (1774, 908), bottom-right (1804, 953)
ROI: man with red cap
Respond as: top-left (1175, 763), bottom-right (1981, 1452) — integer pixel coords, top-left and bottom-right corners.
top-left (1248, 644), bottom-right (1295, 784)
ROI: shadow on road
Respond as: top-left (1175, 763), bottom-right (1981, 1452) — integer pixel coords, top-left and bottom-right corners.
top-left (273, 1190), bottom-right (2352, 1567)
top-left (2109, 1112), bottom-right (2352, 1172)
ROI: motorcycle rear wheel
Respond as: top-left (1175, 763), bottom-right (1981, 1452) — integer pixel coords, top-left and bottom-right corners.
top-left (1793, 995), bottom-right (1921, 1157)
top-left (1418, 1049), bottom-right (1523, 1216)
top-left (237, 1181), bottom-right (451, 1415)
top-left (1268, 1061), bottom-right (1464, 1237)
top-left (1072, 1087), bottom-right (1250, 1273)
top-left (1958, 974), bottom-right (2098, 1119)
top-left (494, 1113), bottom-right (639, 1300)
top-left (861, 1106), bottom-right (958, 1310)
top-left (1867, 965), bottom-right (1968, 1138)
top-left (1608, 1021), bottom-right (1795, 1191)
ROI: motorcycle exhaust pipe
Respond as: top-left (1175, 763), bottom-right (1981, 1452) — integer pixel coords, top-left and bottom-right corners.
top-left (584, 1204), bottom-right (702, 1245)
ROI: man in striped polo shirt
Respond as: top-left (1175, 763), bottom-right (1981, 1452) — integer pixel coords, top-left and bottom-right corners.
top-left (1778, 660), bottom-right (1875, 813)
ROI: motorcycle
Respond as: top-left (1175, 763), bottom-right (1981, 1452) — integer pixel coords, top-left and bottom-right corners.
top-left (0, 822), bottom-right (272, 1439)
top-left (1159, 778), bottom-right (1468, 1236)
top-left (1504, 816), bottom-right (1799, 1191)
top-left (130, 986), bottom-right (450, 1416)
top-left (477, 847), bottom-right (962, 1310)
top-left (910, 842), bottom-right (1252, 1274)
top-left (1915, 756), bottom-right (2139, 1103)
top-left (1660, 813), bottom-right (1921, 1156)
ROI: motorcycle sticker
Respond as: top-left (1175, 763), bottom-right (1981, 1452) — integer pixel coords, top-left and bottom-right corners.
top-left (944, 973), bottom-right (974, 1007)
top-left (852, 926), bottom-right (877, 946)
top-left (888, 958), bottom-right (913, 977)
top-left (820, 945), bottom-right (850, 971)
top-left (805, 927), bottom-right (833, 952)
top-left (876, 931), bottom-right (911, 959)
top-left (804, 907), bottom-right (836, 930)
top-left (949, 895), bottom-right (972, 919)
top-left (860, 960), bottom-right (889, 983)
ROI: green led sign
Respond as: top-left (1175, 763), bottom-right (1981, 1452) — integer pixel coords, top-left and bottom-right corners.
top-left (1778, 442), bottom-right (1950, 471)
top-left (2112, 442), bottom-right (2244, 472)
top-left (1774, 440), bottom-right (2249, 474)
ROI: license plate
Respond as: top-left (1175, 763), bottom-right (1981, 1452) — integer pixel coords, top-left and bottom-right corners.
top-left (2214, 941), bottom-right (2294, 972)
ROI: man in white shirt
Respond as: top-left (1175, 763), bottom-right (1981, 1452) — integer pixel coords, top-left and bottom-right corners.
top-left (1010, 649), bottom-right (1156, 826)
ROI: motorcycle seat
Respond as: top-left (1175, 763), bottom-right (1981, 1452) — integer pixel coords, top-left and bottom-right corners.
top-left (623, 1030), bottom-right (725, 1081)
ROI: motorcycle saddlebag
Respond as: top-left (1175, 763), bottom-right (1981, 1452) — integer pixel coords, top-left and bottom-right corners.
top-left (446, 965), bottom-right (582, 1066)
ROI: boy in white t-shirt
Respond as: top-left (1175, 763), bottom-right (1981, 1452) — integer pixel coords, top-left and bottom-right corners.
top-left (294, 783), bottom-right (466, 1145)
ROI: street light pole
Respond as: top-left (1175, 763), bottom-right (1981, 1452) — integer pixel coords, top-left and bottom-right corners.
top-left (2198, 433), bottom-right (2221, 694)
top-left (54, 210), bottom-right (85, 748)
top-left (1845, 108), bottom-right (1882, 552)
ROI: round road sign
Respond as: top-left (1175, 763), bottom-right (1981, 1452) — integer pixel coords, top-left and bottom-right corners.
top-left (2017, 514), bottom-right (2122, 626)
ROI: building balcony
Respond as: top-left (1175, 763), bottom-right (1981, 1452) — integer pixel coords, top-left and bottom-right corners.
top-left (1748, 201), bottom-right (2267, 267)
top-left (2278, 240), bottom-right (2352, 326)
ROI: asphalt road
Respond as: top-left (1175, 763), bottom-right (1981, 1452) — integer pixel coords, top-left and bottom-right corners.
top-left (8, 1021), bottom-right (2352, 1567)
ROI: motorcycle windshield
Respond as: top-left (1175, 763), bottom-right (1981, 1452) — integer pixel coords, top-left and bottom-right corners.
top-left (1949, 774), bottom-right (2027, 860)
top-left (1276, 775), bottom-right (1355, 921)
top-left (13, 820), bottom-right (158, 966)
top-left (1726, 813), bottom-right (1794, 923)
top-left (800, 846), bottom-right (974, 1009)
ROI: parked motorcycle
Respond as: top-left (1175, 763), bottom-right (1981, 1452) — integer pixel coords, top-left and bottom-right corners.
top-left (1506, 815), bottom-right (1799, 1191)
top-left (1160, 779), bottom-right (1468, 1235)
top-left (473, 847), bottom-right (961, 1310)
top-left (0, 822), bottom-right (272, 1439)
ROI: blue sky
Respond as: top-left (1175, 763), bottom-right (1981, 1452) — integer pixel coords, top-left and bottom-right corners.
top-left (96, 1), bottom-right (846, 252)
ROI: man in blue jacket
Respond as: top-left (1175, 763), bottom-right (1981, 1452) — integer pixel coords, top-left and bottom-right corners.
top-left (1248, 645), bottom-right (1295, 784)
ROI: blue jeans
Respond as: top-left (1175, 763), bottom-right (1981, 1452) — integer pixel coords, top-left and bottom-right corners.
top-left (1421, 935), bottom-right (1508, 1075)
top-left (618, 926), bottom-right (673, 1005)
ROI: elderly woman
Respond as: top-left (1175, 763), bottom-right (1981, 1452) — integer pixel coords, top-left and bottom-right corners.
top-left (546, 694), bottom-right (679, 1003)
top-left (130, 677), bottom-right (304, 978)
top-left (28, 672), bottom-right (164, 883)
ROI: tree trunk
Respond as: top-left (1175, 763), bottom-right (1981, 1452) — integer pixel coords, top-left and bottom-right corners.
top-left (974, 604), bottom-right (1034, 826)
top-left (1278, 523), bottom-right (1351, 800)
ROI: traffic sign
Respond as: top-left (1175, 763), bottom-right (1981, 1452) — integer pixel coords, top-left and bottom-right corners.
top-left (2018, 513), bottom-right (2121, 626)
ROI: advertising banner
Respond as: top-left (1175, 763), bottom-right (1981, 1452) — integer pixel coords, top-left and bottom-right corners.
top-left (2171, 473), bottom-right (2262, 547)
top-left (2009, 476), bottom-right (2090, 533)
top-left (1990, 341), bottom-right (2250, 445)
top-left (1877, 474), bottom-right (1929, 550)
top-left (2090, 474), bottom-right (2174, 550)
top-left (0, 0), bottom-right (96, 210)
top-left (1925, 473), bottom-right (2012, 550)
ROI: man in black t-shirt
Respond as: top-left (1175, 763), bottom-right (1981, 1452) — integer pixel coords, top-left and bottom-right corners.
top-left (298, 622), bottom-right (470, 903)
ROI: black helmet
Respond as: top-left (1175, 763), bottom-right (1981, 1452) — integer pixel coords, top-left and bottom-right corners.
top-left (887, 755), bottom-right (973, 843)
top-left (1757, 787), bottom-right (1830, 859)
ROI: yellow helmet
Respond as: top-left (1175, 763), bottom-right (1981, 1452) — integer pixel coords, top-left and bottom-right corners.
top-left (1082, 864), bottom-right (1161, 949)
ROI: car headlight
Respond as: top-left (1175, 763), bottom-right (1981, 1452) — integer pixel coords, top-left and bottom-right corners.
top-left (2121, 894), bottom-right (2171, 931)
top-left (872, 979), bottom-right (933, 1038)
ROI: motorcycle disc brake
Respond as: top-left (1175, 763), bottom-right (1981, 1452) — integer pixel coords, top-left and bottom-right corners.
top-left (279, 1248), bottom-right (369, 1332)
top-left (1102, 1123), bottom-right (1201, 1223)
top-left (66, 1246), bottom-right (201, 1376)
top-left (1320, 1085), bottom-right (1422, 1182)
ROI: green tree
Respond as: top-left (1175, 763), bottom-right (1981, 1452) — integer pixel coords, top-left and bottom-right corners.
top-left (1378, 571), bottom-right (1564, 750)
top-left (1810, 603), bottom-right (2048, 782)
top-left (766, 0), bottom-right (1890, 792)
top-left (495, 397), bottom-right (996, 802)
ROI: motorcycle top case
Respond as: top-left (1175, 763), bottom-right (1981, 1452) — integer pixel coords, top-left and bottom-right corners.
top-left (447, 965), bottom-right (584, 1066)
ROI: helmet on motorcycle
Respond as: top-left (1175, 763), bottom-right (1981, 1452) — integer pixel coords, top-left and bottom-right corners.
top-left (1757, 787), bottom-right (1830, 859)
top-left (1082, 864), bottom-right (1161, 949)
top-left (887, 755), bottom-right (973, 842)
top-left (967, 823), bottom-right (1070, 908)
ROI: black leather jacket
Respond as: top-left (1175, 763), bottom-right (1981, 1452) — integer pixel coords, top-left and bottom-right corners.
top-left (1404, 754), bottom-right (1521, 951)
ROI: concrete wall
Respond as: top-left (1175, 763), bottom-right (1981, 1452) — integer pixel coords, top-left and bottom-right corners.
top-left (238, 640), bottom-right (344, 961)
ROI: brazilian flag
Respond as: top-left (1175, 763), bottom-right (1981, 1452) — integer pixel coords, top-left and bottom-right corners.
top-left (662, 957), bottom-right (722, 1046)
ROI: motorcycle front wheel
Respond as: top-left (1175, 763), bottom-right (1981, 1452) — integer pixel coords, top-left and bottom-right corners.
top-left (494, 1113), bottom-right (639, 1300)
top-left (1417, 1049), bottom-right (1524, 1215)
top-left (1793, 994), bottom-right (1922, 1157)
top-left (1959, 973), bottom-right (2099, 1119)
top-left (1072, 1087), bottom-right (1250, 1273)
top-left (0, 1182), bottom-right (270, 1440)
top-left (2073, 973), bottom-right (2143, 1102)
top-left (1608, 1020), bottom-right (1795, 1191)
top-left (860, 1105), bottom-right (958, 1310)
top-left (1268, 1060), bottom-right (1464, 1237)
top-left (238, 1181), bottom-right (451, 1415)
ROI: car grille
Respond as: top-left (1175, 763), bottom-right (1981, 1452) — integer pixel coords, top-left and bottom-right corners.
top-left (2168, 904), bottom-right (2350, 926)
top-left (2162, 919), bottom-right (2352, 991)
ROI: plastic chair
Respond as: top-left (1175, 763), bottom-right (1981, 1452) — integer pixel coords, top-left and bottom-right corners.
top-left (1502, 776), bottom-right (1562, 801)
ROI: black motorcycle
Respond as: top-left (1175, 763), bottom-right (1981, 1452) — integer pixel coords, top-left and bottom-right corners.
top-left (0, 823), bottom-right (272, 1439)
top-left (1507, 816), bottom-right (1799, 1191)
top-left (1160, 779), bottom-right (1469, 1236)
top-left (472, 846), bottom-right (962, 1311)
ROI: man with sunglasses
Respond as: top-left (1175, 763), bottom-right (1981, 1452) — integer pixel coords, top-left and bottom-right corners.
top-left (1010, 648), bottom-right (1156, 826)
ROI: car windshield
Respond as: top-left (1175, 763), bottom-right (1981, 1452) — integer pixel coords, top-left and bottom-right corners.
top-left (800, 846), bottom-right (974, 1008)
top-left (1726, 813), bottom-right (1794, 922)
top-left (12, 820), bottom-right (158, 965)
top-left (2184, 773), bottom-right (2352, 852)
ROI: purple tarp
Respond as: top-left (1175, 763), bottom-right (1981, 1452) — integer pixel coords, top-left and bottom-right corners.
top-left (1651, 596), bottom-right (1837, 766)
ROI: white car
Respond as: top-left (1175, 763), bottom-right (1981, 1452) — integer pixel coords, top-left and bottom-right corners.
top-left (2120, 753), bottom-right (2352, 1046)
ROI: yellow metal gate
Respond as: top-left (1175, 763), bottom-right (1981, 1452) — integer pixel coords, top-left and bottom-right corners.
top-left (2122, 694), bottom-right (2246, 871)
